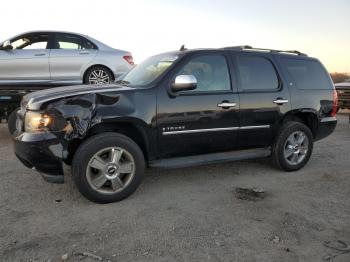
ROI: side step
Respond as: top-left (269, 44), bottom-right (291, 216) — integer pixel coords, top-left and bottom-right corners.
top-left (149, 148), bottom-right (271, 169)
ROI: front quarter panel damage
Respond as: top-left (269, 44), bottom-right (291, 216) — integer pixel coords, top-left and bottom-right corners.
top-left (43, 91), bottom-right (140, 162)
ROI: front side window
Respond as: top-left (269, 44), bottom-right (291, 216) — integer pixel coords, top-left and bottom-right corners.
top-left (177, 55), bottom-right (231, 92)
top-left (237, 56), bottom-right (279, 91)
top-left (54, 34), bottom-right (96, 50)
top-left (10, 33), bottom-right (49, 50)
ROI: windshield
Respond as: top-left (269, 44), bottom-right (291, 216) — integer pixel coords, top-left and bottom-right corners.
top-left (120, 53), bottom-right (179, 87)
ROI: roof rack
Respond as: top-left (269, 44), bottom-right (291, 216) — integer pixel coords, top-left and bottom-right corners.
top-left (222, 45), bottom-right (307, 56)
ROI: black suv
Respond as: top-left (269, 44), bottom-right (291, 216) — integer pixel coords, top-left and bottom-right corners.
top-left (13, 46), bottom-right (338, 203)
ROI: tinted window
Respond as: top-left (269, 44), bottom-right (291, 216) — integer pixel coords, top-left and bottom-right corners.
top-left (237, 56), bottom-right (279, 90)
top-left (10, 33), bottom-right (49, 50)
top-left (177, 55), bottom-right (231, 92)
top-left (281, 58), bottom-right (331, 90)
top-left (54, 34), bottom-right (96, 50)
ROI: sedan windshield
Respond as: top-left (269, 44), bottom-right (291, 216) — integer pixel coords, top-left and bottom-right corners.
top-left (120, 53), bottom-right (179, 87)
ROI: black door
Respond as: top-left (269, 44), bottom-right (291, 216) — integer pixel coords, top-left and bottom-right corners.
top-left (231, 53), bottom-right (291, 147)
top-left (157, 52), bottom-right (240, 158)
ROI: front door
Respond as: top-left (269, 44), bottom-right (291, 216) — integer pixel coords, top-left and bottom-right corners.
top-left (232, 52), bottom-right (291, 147)
top-left (0, 32), bottom-right (50, 84)
top-left (157, 52), bottom-right (240, 158)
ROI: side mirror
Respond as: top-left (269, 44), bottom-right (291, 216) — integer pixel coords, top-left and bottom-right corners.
top-left (172, 75), bottom-right (197, 92)
top-left (0, 40), bottom-right (13, 50)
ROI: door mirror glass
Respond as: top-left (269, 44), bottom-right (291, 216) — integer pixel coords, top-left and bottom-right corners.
top-left (172, 75), bottom-right (197, 92)
top-left (1, 40), bottom-right (13, 50)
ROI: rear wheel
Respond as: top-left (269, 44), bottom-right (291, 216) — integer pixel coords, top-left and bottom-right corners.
top-left (272, 121), bottom-right (313, 171)
top-left (84, 66), bottom-right (114, 85)
top-left (72, 133), bottom-right (145, 203)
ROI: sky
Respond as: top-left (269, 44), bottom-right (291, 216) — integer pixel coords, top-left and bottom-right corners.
top-left (1, 0), bottom-right (349, 73)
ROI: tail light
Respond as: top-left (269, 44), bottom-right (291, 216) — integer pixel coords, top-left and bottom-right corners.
top-left (331, 89), bottom-right (338, 117)
top-left (123, 55), bottom-right (134, 65)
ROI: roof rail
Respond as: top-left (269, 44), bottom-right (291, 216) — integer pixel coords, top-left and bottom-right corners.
top-left (222, 45), bottom-right (307, 56)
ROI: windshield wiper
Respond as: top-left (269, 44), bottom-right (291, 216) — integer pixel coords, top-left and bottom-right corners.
top-left (115, 80), bottom-right (130, 87)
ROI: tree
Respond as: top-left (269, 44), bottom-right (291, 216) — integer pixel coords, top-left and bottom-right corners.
top-left (330, 72), bottom-right (350, 83)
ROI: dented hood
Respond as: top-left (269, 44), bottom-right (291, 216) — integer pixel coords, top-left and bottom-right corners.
top-left (22, 84), bottom-right (136, 110)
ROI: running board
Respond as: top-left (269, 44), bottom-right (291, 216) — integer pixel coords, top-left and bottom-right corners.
top-left (149, 148), bottom-right (271, 169)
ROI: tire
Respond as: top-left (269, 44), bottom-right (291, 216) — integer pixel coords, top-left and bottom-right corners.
top-left (72, 132), bottom-right (145, 203)
top-left (83, 66), bottom-right (114, 85)
top-left (7, 108), bottom-right (19, 135)
top-left (271, 121), bottom-right (313, 171)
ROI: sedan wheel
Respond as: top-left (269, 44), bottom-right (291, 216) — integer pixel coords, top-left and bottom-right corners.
top-left (88, 69), bottom-right (111, 85)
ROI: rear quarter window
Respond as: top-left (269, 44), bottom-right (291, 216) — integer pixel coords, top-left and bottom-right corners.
top-left (281, 58), bottom-right (331, 90)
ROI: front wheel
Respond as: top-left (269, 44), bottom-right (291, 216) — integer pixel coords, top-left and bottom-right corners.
top-left (272, 121), bottom-right (313, 171)
top-left (72, 133), bottom-right (145, 203)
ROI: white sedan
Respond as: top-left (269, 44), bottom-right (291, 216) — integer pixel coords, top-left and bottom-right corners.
top-left (0, 31), bottom-right (134, 85)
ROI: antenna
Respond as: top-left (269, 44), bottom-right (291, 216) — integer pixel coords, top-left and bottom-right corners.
top-left (180, 44), bottom-right (187, 51)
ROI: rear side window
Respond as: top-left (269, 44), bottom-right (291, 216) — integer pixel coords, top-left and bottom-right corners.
top-left (54, 33), bottom-right (96, 50)
top-left (281, 58), bottom-right (331, 90)
top-left (237, 56), bottom-right (279, 91)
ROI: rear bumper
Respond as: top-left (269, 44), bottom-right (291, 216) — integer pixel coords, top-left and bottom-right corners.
top-left (13, 131), bottom-right (64, 183)
top-left (314, 117), bottom-right (337, 141)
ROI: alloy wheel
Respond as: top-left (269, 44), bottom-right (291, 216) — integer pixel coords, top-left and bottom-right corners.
top-left (283, 131), bottom-right (309, 165)
top-left (86, 147), bottom-right (135, 194)
top-left (88, 69), bottom-right (111, 85)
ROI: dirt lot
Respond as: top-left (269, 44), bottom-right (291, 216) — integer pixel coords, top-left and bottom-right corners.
top-left (0, 114), bottom-right (349, 262)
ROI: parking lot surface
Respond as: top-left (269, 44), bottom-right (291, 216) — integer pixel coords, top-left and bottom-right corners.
top-left (0, 114), bottom-right (349, 262)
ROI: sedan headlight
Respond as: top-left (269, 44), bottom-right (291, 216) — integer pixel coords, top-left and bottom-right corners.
top-left (25, 111), bottom-right (52, 132)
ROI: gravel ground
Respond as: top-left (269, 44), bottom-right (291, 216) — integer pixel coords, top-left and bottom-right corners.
top-left (0, 113), bottom-right (349, 262)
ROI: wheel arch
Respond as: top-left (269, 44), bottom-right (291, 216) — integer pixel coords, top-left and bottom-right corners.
top-left (66, 120), bottom-right (152, 165)
top-left (281, 109), bottom-right (319, 138)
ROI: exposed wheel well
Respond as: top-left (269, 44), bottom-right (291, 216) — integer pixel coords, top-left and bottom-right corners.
top-left (66, 122), bottom-right (148, 165)
top-left (83, 65), bottom-right (115, 84)
top-left (282, 112), bottom-right (318, 138)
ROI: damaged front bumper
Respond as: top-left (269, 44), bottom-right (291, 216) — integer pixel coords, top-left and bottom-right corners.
top-left (13, 131), bottom-right (65, 183)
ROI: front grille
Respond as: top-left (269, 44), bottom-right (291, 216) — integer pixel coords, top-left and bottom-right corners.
top-left (16, 109), bottom-right (25, 132)
top-left (336, 87), bottom-right (350, 108)
top-left (16, 117), bottom-right (23, 132)
top-left (20, 97), bottom-right (29, 109)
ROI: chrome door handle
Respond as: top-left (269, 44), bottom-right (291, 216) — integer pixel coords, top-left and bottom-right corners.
top-left (80, 51), bottom-right (90, 55)
top-left (273, 99), bottom-right (289, 104)
top-left (218, 102), bottom-right (237, 108)
top-left (34, 53), bottom-right (46, 56)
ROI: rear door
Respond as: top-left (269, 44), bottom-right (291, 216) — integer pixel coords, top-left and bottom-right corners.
top-left (157, 52), bottom-right (240, 158)
top-left (0, 32), bottom-right (50, 83)
top-left (49, 33), bottom-right (97, 83)
top-left (231, 52), bottom-right (291, 147)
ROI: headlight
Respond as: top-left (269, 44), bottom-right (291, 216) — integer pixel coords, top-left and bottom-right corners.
top-left (25, 111), bottom-right (52, 132)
